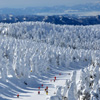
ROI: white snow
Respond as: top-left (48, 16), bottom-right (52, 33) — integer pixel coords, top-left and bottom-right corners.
top-left (0, 22), bottom-right (100, 100)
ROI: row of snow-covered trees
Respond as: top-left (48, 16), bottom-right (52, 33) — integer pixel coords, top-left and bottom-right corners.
top-left (0, 22), bottom-right (100, 50)
top-left (0, 22), bottom-right (100, 82)
top-left (0, 34), bottom-right (100, 81)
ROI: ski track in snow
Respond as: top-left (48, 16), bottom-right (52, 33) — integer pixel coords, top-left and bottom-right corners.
top-left (1, 70), bottom-right (72, 100)
top-left (15, 72), bottom-right (71, 100)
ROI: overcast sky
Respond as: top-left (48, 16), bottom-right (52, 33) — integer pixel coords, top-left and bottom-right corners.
top-left (0, 0), bottom-right (99, 8)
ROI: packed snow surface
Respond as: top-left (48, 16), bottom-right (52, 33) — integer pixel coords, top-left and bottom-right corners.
top-left (0, 22), bottom-right (100, 100)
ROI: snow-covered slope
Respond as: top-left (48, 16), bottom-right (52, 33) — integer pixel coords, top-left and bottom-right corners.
top-left (0, 22), bottom-right (100, 100)
top-left (52, 59), bottom-right (100, 100)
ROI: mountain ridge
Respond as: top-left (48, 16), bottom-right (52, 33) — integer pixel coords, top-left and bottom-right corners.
top-left (0, 14), bottom-right (100, 25)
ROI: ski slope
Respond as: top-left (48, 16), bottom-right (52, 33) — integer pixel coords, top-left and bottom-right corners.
top-left (0, 22), bottom-right (100, 100)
